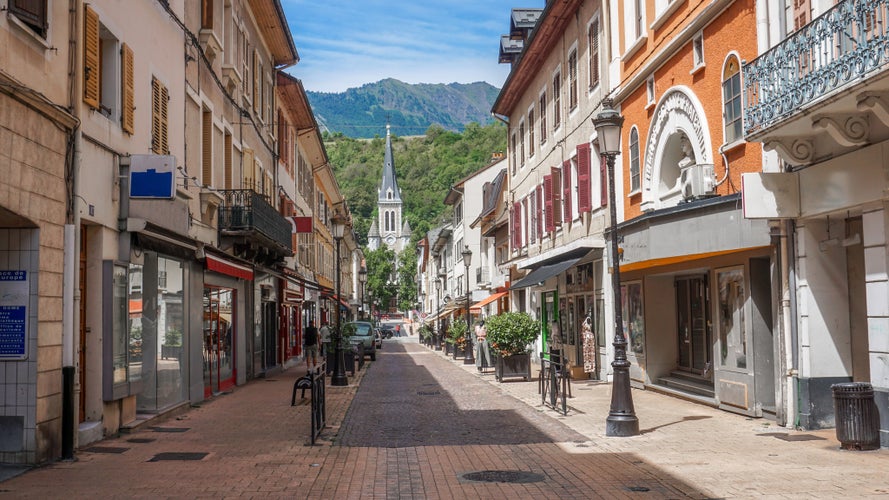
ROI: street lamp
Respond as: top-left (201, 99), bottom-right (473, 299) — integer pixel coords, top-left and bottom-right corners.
top-left (434, 275), bottom-right (443, 351)
top-left (462, 246), bottom-right (474, 365)
top-left (592, 98), bottom-right (639, 437)
top-left (358, 267), bottom-right (367, 321)
top-left (330, 213), bottom-right (349, 387)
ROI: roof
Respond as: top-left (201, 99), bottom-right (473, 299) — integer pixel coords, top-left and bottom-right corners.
top-left (247, 0), bottom-right (299, 66)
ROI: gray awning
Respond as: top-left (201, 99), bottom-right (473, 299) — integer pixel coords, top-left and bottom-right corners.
top-left (510, 257), bottom-right (583, 289)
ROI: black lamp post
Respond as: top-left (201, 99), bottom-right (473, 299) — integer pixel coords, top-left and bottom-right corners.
top-left (462, 246), bottom-right (475, 364)
top-left (435, 275), bottom-right (442, 350)
top-left (330, 213), bottom-right (349, 387)
top-left (358, 267), bottom-right (367, 321)
top-left (592, 98), bottom-right (639, 437)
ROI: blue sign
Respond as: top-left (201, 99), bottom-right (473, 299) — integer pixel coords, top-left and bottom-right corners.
top-left (129, 154), bottom-right (176, 199)
top-left (0, 270), bottom-right (28, 360)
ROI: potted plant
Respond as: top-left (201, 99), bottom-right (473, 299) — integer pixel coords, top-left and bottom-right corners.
top-left (445, 320), bottom-right (468, 359)
top-left (418, 324), bottom-right (433, 347)
top-left (486, 312), bottom-right (540, 382)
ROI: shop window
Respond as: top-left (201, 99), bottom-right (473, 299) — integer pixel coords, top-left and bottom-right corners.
top-left (717, 267), bottom-right (747, 370)
top-left (621, 281), bottom-right (644, 355)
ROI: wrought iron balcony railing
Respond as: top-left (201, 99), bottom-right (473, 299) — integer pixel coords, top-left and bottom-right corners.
top-left (218, 189), bottom-right (292, 253)
top-left (476, 266), bottom-right (489, 284)
top-left (744, 0), bottom-right (889, 136)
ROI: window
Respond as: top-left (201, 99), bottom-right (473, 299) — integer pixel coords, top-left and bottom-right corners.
top-left (539, 92), bottom-right (548, 145)
top-left (562, 159), bottom-right (572, 223)
top-left (242, 148), bottom-right (254, 189)
top-left (224, 131), bottom-right (233, 189)
top-left (634, 0), bottom-right (644, 39)
top-left (552, 71), bottom-right (562, 131)
top-left (588, 18), bottom-right (600, 90)
top-left (528, 108), bottom-right (535, 157)
top-left (717, 267), bottom-right (747, 370)
top-left (151, 77), bottom-right (169, 154)
top-left (202, 0), bottom-right (214, 29)
top-left (529, 190), bottom-right (537, 244)
top-left (646, 76), bottom-right (655, 106)
top-left (9, 0), bottom-right (48, 38)
top-left (455, 201), bottom-right (463, 223)
top-left (510, 133), bottom-right (517, 174)
top-left (723, 56), bottom-right (743, 144)
top-left (791, 0), bottom-right (810, 32)
top-left (568, 49), bottom-right (578, 110)
top-left (622, 281), bottom-right (644, 355)
top-left (629, 127), bottom-right (640, 191)
top-left (692, 32), bottom-right (704, 69)
top-left (83, 5), bottom-right (122, 118)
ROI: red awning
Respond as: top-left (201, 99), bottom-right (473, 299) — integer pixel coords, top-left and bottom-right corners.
top-left (470, 291), bottom-right (507, 312)
top-left (206, 254), bottom-right (254, 280)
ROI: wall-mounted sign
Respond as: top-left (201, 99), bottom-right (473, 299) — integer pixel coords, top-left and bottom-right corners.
top-left (0, 270), bottom-right (29, 360)
top-left (130, 154), bottom-right (176, 199)
top-left (289, 216), bottom-right (313, 233)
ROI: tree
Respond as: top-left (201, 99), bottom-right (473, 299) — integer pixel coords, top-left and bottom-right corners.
top-left (364, 247), bottom-right (396, 318)
top-left (396, 246), bottom-right (418, 311)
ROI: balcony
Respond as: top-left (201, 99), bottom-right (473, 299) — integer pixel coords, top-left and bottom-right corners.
top-left (743, 1), bottom-right (889, 165)
top-left (218, 189), bottom-right (292, 265)
top-left (476, 266), bottom-right (490, 286)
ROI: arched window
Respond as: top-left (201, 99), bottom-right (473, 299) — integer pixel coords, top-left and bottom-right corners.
top-left (723, 56), bottom-right (742, 144)
top-left (629, 127), bottom-right (640, 192)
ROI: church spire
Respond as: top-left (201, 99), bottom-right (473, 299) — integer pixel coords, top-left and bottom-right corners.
top-left (379, 123), bottom-right (401, 202)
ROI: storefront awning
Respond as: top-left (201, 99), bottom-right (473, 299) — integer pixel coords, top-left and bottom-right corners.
top-left (206, 254), bottom-right (254, 280)
top-left (470, 291), bottom-right (507, 311)
top-left (510, 257), bottom-right (582, 289)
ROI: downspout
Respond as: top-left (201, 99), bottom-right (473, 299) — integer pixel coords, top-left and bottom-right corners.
top-left (787, 218), bottom-right (800, 428)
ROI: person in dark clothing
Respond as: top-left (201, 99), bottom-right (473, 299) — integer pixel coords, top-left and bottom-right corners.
top-left (304, 320), bottom-right (319, 369)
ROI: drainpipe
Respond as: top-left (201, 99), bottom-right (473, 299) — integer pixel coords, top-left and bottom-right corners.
top-left (777, 218), bottom-right (798, 428)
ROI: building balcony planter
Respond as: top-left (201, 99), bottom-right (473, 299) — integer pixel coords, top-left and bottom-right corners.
top-left (493, 352), bottom-right (531, 382)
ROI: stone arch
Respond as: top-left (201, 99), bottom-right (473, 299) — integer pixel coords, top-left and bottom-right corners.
top-left (641, 86), bottom-right (713, 212)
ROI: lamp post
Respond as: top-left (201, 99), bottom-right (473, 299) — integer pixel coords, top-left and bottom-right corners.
top-left (330, 213), bottom-right (349, 387)
top-left (435, 275), bottom-right (442, 351)
top-left (358, 267), bottom-right (367, 321)
top-left (592, 98), bottom-right (639, 437)
top-left (462, 246), bottom-right (475, 364)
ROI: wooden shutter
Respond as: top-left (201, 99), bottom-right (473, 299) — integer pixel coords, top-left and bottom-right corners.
top-left (253, 51), bottom-right (261, 112)
top-left (202, 110), bottom-right (213, 186)
top-left (793, 0), bottom-right (810, 31)
top-left (551, 166), bottom-right (562, 226)
top-left (83, 5), bottom-right (100, 109)
top-left (513, 202), bottom-right (522, 248)
top-left (536, 184), bottom-right (544, 237)
top-left (600, 154), bottom-right (608, 207)
top-left (201, 0), bottom-right (213, 29)
top-left (160, 84), bottom-right (169, 154)
top-left (543, 175), bottom-right (554, 232)
top-left (577, 143), bottom-right (591, 213)
top-left (151, 78), bottom-right (164, 154)
top-left (562, 160), bottom-right (572, 223)
top-left (10, 0), bottom-right (48, 35)
top-left (120, 44), bottom-right (134, 134)
top-left (589, 19), bottom-right (600, 89)
top-left (243, 148), bottom-right (254, 189)
top-left (224, 133), bottom-right (233, 189)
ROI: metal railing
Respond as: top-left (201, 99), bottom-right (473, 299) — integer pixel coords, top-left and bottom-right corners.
top-left (218, 189), bottom-right (292, 252)
top-left (476, 267), bottom-right (489, 284)
top-left (539, 351), bottom-right (570, 415)
top-left (744, 0), bottom-right (889, 135)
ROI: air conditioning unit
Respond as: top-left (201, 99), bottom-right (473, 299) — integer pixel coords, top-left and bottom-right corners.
top-left (680, 163), bottom-right (716, 201)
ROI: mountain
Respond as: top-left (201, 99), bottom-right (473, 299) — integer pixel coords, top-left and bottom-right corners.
top-left (306, 79), bottom-right (501, 138)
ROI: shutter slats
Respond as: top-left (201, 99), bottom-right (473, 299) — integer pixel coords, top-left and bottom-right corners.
top-left (160, 85), bottom-right (169, 154)
top-left (544, 175), bottom-right (553, 232)
top-left (536, 184), bottom-right (543, 237)
top-left (83, 5), bottom-right (100, 109)
top-left (151, 78), bottom-right (161, 154)
top-left (562, 160), bottom-right (572, 223)
top-left (224, 134), bottom-right (233, 190)
top-left (577, 143), bottom-right (591, 213)
top-left (202, 111), bottom-right (213, 186)
top-left (551, 166), bottom-right (562, 226)
top-left (121, 44), bottom-right (134, 134)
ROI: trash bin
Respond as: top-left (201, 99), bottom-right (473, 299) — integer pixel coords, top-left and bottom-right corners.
top-left (831, 382), bottom-right (880, 451)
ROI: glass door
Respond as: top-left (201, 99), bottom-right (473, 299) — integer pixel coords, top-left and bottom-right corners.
top-left (203, 287), bottom-right (235, 397)
top-left (675, 275), bottom-right (711, 375)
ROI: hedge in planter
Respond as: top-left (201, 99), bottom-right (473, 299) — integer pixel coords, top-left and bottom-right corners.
top-left (445, 320), bottom-right (469, 358)
top-left (486, 312), bottom-right (540, 382)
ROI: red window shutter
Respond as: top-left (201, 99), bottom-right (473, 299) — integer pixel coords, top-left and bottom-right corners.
top-left (536, 184), bottom-right (543, 237)
top-left (543, 175), bottom-right (554, 232)
top-left (600, 154), bottom-right (608, 207)
top-left (513, 202), bottom-right (522, 248)
top-left (551, 167), bottom-right (562, 226)
top-left (577, 143), bottom-right (591, 213)
top-left (562, 160), bottom-right (572, 223)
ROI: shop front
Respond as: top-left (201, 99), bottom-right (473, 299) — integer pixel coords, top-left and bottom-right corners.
top-left (203, 253), bottom-right (252, 398)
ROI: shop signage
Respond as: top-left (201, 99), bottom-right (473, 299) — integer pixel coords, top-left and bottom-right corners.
top-left (0, 270), bottom-right (29, 360)
top-left (130, 154), bottom-right (176, 199)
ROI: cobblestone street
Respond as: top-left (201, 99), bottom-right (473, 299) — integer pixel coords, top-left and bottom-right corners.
top-left (2, 338), bottom-right (888, 499)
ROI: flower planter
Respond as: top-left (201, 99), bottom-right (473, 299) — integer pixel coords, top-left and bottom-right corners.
top-left (444, 342), bottom-right (453, 355)
top-left (433, 334), bottom-right (442, 351)
top-left (452, 345), bottom-right (466, 360)
top-left (494, 352), bottom-right (531, 382)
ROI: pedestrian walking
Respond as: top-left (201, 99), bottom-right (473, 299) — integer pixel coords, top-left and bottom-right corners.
top-left (304, 320), bottom-right (319, 369)
top-left (319, 321), bottom-right (331, 356)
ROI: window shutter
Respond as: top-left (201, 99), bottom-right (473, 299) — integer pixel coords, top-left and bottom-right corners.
top-left (513, 201), bottom-right (522, 248)
top-left (120, 44), bottom-right (135, 134)
top-left (202, 111), bottom-right (213, 186)
top-left (253, 51), bottom-right (261, 112)
top-left (160, 84), bottom-right (169, 154)
top-left (243, 148), bottom-right (254, 189)
top-left (562, 160), bottom-right (572, 223)
top-left (600, 154), bottom-right (608, 207)
top-left (536, 184), bottom-right (544, 237)
top-left (589, 19), bottom-right (600, 89)
top-left (551, 166), bottom-right (562, 226)
top-left (543, 175), bottom-right (554, 232)
top-left (793, 0), bottom-right (810, 31)
top-left (254, 158), bottom-right (261, 193)
top-left (83, 5), bottom-right (100, 109)
top-left (151, 78), bottom-right (161, 154)
top-left (577, 144), bottom-right (591, 213)
top-left (10, 0), bottom-right (48, 35)
top-left (224, 133), bottom-right (233, 189)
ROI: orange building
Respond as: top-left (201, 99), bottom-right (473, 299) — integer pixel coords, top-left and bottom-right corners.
top-left (610, 1), bottom-right (779, 421)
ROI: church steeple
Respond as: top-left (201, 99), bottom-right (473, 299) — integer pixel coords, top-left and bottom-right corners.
top-left (369, 122), bottom-right (406, 253)
top-left (379, 124), bottom-right (402, 203)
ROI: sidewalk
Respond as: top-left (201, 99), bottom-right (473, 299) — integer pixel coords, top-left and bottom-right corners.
top-left (439, 345), bottom-right (889, 498)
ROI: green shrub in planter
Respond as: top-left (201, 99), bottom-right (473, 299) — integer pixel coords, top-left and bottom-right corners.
top-left (445, 320), bottom-right (468, 351)
top-left (418, 324), bottom-right (433, 340)
top-left (486, 312), bottom-right (540, 357)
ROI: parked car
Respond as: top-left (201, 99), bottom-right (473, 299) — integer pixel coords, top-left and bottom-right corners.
top-left (378, 324), bottom-right (396, 339)
top-left (374, 330), bottom-right (383, 350)
top-left (343, 321), bottom-right (376, 361)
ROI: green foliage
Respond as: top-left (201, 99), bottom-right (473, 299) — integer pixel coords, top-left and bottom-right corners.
top-left (417, 324), bottom-right (433, 340)
top-left (485, 312), bottom-right (540, 357)
top-left (164, 328), bottom-right (182, 347)
top-left (397, 247), bottom-right (418, 311)
top-left (445, 320), bottom-right (468, 350)
top-left (364, 247), bottom-right (397, 313)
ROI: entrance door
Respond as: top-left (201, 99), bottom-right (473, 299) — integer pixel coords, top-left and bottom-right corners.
top-left (203, 287), bottom-right (235, 397)
top-left (79, 227), bottom-right (88, 422)
top-left (675, 275), bottom-right (711, 375)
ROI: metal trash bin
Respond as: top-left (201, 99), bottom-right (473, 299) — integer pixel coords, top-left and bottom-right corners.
top-left (831, 382), bottom-right (880, 451)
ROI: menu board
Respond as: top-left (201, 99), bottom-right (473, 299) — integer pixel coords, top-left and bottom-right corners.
top-left (0, 270), bottom-right (29, 360)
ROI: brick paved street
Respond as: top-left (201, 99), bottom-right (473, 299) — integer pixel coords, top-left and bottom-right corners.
top-left (2, 337), bottom-right (888, 499)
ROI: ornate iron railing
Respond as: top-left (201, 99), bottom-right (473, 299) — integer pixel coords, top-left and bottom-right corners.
top-left (744, 0), bottom-right (889, 135)
top-left (218, 189), bottom-right (292, 252)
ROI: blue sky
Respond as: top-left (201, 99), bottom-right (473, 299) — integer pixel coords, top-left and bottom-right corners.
top-left (282, 1), bottom-right (537, 93)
